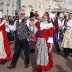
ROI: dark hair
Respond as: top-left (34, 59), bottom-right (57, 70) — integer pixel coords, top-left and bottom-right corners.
top-left (44, 12), bottom-right (51, 23)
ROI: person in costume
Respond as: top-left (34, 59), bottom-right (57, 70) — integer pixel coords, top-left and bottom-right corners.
top-left (7, 9), bottom-right (30, 69)
top-left (34, 11), bottom-right (40, 20)
top-left (0, 12), bottom-right (11, 64)
top-left (62, 13), bottom-right (72, 58)
top-left (36, 12), bottom-right (54, 72)
top-left (27, 12), bottom-right (40, 53)
top-left (53, 12), bottom-right (62, 54)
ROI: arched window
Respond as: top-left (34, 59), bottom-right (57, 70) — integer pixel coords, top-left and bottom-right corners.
top-left (12, 4), bottom-right (15, 16)
top-left (7, 3), bottom-right (10, 15)
top-left (27, 5), bottom-right (33, 16)
top-left (21, 5), bottom-right (26, 11)
top-left (7, 10), bottom-right (9, 15)
top-left (28, 5), bottom-right (33, 11)
top-left (0, 1), bottom-right (4, 13)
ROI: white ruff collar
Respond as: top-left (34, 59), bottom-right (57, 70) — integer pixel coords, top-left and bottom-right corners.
top-left (40, 22), bottom-right (53, 30)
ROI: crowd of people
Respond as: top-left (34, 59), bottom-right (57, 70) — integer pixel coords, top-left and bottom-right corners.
top-left (0, 9), bottom-right (72, 72)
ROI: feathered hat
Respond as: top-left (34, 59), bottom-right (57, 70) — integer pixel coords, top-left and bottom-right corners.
top-left (29, 12), bottom-right (35, 18)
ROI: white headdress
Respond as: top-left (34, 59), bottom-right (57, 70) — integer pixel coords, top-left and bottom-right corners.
top-left (49, 13), bottom-right (56, 22)
top-left (49, 13), bottom-right (55, 20)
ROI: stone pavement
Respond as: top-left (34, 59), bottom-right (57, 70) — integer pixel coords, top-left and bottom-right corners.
top-left (0, 42), bottom-right (72, 72)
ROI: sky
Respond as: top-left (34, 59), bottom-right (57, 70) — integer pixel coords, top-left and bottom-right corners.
top-left (68, 0), bottom-right (72, 5)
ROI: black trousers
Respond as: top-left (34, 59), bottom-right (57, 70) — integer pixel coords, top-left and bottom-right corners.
top-left (7, 32), bottom-right (14, 42)
top-left (54, 42), bottom-right (60, 52)
top-left (11, 39), bottom-right (29, 66)
top-left (64, 48), bottom-right (72, 55)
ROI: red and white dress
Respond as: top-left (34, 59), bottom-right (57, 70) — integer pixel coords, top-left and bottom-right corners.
top-left (36, 21), bottom-right (54, 71)
top-left (0, 20), bottom-right (11, 62)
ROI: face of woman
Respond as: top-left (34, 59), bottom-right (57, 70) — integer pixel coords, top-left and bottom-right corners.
top-left (42, 14), bottom-right (49, 21)
top-left (30, 16), bottom-right (35, 21)
top-left (68, 13), bottom-right (72, 20)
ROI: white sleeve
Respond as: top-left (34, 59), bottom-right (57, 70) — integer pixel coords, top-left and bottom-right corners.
top-left (62, 20), bottom-right (65, 26)
top-left (40, 22), bottom-right (44, 30)
top-left (58, 19), bottom-right (62, 27)
top-left (47, 37), bottom-right (53, 43)
top-left (61, 20), bottom-right (65, 30)
top-left (27, 20), bottom-right (30, 27)
top-left (8, 21), bottom-right (16, 31)
top-left (67, 23), bottom-right (72, 27)
top-left (5, 26), bottom-right (10, 32)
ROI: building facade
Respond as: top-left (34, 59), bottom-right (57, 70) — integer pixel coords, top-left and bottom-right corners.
top-left (21, 0), bottom-right (57, 16)
top-left (0, 0), bottom-right (72, 16)
top-left (21, 0), bottom-right (72, 16)
top-left (0, 0), bottom-right (17, 16)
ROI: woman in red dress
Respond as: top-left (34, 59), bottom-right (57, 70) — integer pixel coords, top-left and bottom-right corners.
top-left (0, 14), bottom-right (11, 64)
top-left (36, 12), bottom-right (54, 72)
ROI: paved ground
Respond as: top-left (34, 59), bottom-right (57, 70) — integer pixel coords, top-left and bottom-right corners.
top-left (0, 42), bottom-right (72, 72)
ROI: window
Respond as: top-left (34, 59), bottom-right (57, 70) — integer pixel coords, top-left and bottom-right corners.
top-left (21, 5), bottom-right (26, 12)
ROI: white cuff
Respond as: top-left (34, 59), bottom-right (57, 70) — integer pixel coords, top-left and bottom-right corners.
top-left (47, 37), bottom-right (53, 43)
top-left (8, 25), bottom-right (16, 31)
top-left (34, 28), bottom-right (37, 34)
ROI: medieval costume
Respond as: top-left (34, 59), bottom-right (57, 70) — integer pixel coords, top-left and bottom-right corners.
top-left (0, 20), bottom-right (11, 64)
top-left (53, 17), bottom-right (61, 54)
top-left (62, 19), bottom-right (72, 58)
top-left (7, 10), bottom-right (30, 69)
top-left (27, 12), bottom-right (40, 53)
top-left (36, 21), bottom-right (54, 71)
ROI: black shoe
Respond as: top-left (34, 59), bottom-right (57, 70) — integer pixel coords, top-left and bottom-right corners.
top-left (1, 60), bottom-right (7, 64)
top-left (7, 65), bottom-right (16, 69)
top-left (38, 70), bottom-right (42, 72)
top-left (24, 63), bottom-right (29, 68)
top-left (64, 54), bottom-right (68, 59)
top-left (30, 49), bottom-right (35, 53)
top-left (0, 61), bottom-right (2, 65)
top-left (69, 53), bottom-right (72, 57)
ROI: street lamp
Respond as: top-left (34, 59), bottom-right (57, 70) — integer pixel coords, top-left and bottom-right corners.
top-left (19, 0), bottom-right (21, 9)
top-left (16, 0), bottom-right (21, 15)
top-left (1, 1), bottom-right (4, 13)
top-left (17, 0), bottom-right (21, 10)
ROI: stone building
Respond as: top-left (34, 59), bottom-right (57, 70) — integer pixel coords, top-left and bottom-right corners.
top-left (0, 0), bottom-right (72, 16)
top-left (0, 0), bottom-right (17, 16)
top-left (21, 0), bottom-right (72, 16)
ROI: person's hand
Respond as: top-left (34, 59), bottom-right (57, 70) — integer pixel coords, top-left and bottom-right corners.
top-left (49, 47), bottom-right (52, 53)
top-left (49, 43), bottom-right (53, 53)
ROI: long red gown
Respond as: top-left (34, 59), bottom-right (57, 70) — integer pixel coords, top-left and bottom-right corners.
top-left (36, 21), bottom-right (54, 71)
top-left (0, 20), bottom-right (11, 62)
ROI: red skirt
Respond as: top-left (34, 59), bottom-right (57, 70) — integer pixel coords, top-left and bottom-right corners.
top-left (36, 38), bottom-right (53, 71)
top-left (0, 24), bottom-right (11, 62)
